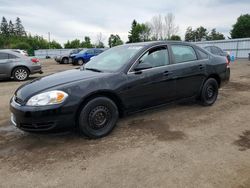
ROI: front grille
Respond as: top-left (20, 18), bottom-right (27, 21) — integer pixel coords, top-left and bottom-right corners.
top-left (20, 122), bottom-right (56, 131)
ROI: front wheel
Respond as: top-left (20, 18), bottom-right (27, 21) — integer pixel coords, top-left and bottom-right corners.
top-left (78, 97), bottom-right (119, 138)
top-left (77, 58), bottom-right (84, 65)
top-left (200, 78), bottom-right (218, 106)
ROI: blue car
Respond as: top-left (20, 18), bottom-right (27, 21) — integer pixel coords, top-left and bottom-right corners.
top-left (72, 48), bottom-right (104, 65)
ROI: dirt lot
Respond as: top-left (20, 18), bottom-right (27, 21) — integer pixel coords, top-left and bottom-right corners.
top-left (0, 59), bottom-right (250, 188)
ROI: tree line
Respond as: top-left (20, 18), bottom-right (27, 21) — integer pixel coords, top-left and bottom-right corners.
top-left (0, 17), bottom-right (63, 55)
top-left (0, 14), bottom-right (249, 53)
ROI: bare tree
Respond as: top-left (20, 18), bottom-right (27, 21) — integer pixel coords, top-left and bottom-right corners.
top-left (149, 15), bottom-right (163, 40)
top-left (95, 32), bottom-right (105, 48)
top-left (148, 13), bottom-right (179, 40)
top-left (164, 13), bottom-right (179, 39)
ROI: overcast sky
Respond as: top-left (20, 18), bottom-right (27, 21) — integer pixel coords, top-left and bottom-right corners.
top-left (0, 0), bottom-right (249, 46)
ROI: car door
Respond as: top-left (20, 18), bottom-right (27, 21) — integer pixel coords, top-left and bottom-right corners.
top-left (121, 45), bottom-right (177, 112)
top-left (170, 45), bottom-right (207, 99)
top-left (85, 49), bottom-right (95, 62)
top-left (0, 52), bottom-right (11, 78)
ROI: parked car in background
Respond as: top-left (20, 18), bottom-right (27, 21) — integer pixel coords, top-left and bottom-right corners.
top-left (204, 46), bottom-right (231, 63)
top-left (55, 48), bottom-right (82, 64)
top-left (10, 41), bottom-right (230, 138)
top-left (12, 49), bottom-right (28, 56)
top-left (72, 48), bottom-right (105, 65)
top-left (0, 50), bottom-right (42, 81)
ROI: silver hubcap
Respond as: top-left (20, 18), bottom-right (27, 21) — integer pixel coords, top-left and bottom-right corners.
top-left (78, 59), bottom-right (83, 65)
top-left (15, 69), bottom-right (28, 80)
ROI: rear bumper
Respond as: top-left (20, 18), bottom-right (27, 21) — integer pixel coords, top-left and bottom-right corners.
top-left (29, 65), bottom-right (42, 75)
top-left (10, 97), bottom-right (76, 132)
top-left (220, 67), bottom-right (230, 87)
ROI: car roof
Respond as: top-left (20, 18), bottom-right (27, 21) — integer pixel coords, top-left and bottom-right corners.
top-left (0, 49), bottom-right (25, 57)
top-left (123, 41), bottom-right (196, 48)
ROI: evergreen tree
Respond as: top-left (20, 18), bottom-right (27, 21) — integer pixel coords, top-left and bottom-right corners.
top-left (0, 17), bottom-right (9, 36)
top-left (15, 17), bottom-right (26, 36)
top-left (230, 14), bottom-right (250, 38)
top-left (207, 28), bottom-right (225, 40)
top-left (9, 20), bottom-right (15, 36)
top-left (128, 20), bottom-right (140, 43)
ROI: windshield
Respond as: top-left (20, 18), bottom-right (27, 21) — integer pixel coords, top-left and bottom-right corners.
top-left (79, 49), bottom-right (88, 54)
top-left (84, 45), bottom-right (143, 72)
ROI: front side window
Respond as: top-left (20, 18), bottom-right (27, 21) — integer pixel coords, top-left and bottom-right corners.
top-left (172, 45), bottom-right (197, 63)
top-left (138, 47), bottom-right (169, 68)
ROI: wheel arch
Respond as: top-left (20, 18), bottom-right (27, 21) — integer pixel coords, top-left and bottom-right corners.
top-left (207, 74), bottom-right (221, 88)
top-left (11, 66), bottom-right (30, 77)
top-left (75, 90), bottom-right (125, 125)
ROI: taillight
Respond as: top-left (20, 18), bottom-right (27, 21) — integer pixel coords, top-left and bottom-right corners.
top-left (226, 57), bottom-right (230, 68)
top-left (31, 58), bottom-right (39, 63)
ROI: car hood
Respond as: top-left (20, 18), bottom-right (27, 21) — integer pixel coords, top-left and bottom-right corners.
top-left (15, 69), bottom-right (109, 102)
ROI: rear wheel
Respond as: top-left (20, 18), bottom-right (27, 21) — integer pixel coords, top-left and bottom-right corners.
top-left (200, 78), bottom-right (218, 106)
top-left (13, 67), bottom-right (29, 81)
top-left (78, 97), bottom-right (119, 138)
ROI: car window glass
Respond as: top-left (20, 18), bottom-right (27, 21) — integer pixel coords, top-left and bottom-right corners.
top-left (204, 46), bottom-right (211, 52)
top-left (171, 45), bottom-right (197, 63)
top-left (8, 54), bottom-right (18, 59)
top-left (197, 49), bottom-right (208, 59)
top-left (211, 47), bottom-right (220, 54)
top-left (138, 47), bottom-right (169, 68)
top-left (216, 47), bottom-right (223, 54)
top-left (86, 49), bottom-right (94, 55)
top-left (0, 52), bottom-right (8, 60)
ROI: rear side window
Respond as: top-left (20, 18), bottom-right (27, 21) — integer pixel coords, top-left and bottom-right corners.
top-left (197, 49), bottom-right (208, 59)
top-left (8, 54), bottom-right (18, 59)
top-left (0, 52), bottom-right (8, 60)
top-left (204, 46), bottom-right (211, 52)
top-left (171, 45), bottom-right (197, 63)
top-left (211, 47), bottom-right (222, 55)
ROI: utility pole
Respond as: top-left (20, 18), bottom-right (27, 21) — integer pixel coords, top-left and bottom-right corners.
top-left (48, 32), bottom-right (51, 49)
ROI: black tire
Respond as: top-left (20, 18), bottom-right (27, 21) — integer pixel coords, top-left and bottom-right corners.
top-left (77, 58), bottom-right (85, 65)
top-left (78, 97), bottom-right (119, 138)
top-left (13, 67), bottom-right (29, 81)
top-left (62, 57), bottom-right (69, 64)
top-left (200, 78), bottom-right (219, 106)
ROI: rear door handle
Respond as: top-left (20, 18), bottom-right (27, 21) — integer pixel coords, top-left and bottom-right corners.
top-left (163, 71), bottom-right (173, 76)
top-left (199, 64), bottom-right (205, 70)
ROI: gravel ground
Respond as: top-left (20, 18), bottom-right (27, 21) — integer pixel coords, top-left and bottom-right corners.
top-left (0, 59), bottom-right (250, 188)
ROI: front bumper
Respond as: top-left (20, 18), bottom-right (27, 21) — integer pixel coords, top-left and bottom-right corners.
top-left (10, 97), bottom-right (76, 131)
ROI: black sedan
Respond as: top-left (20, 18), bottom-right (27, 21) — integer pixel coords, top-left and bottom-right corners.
top-left (10, 41), bottom-right (230, 138)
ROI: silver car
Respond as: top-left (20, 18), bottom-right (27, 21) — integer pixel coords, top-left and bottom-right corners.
top-left (0, 50), bottom-right (42, 81)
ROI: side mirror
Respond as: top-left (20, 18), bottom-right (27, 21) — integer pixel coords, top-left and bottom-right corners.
top-left (134, 62), bottom-right (152, 72)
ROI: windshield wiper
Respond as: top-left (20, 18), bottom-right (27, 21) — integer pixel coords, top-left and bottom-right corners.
top-left (85, 68), bottom-right (102, 72)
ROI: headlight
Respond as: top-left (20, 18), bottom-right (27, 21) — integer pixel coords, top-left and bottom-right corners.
top-left (26, 90), bottom-right (68, 106)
